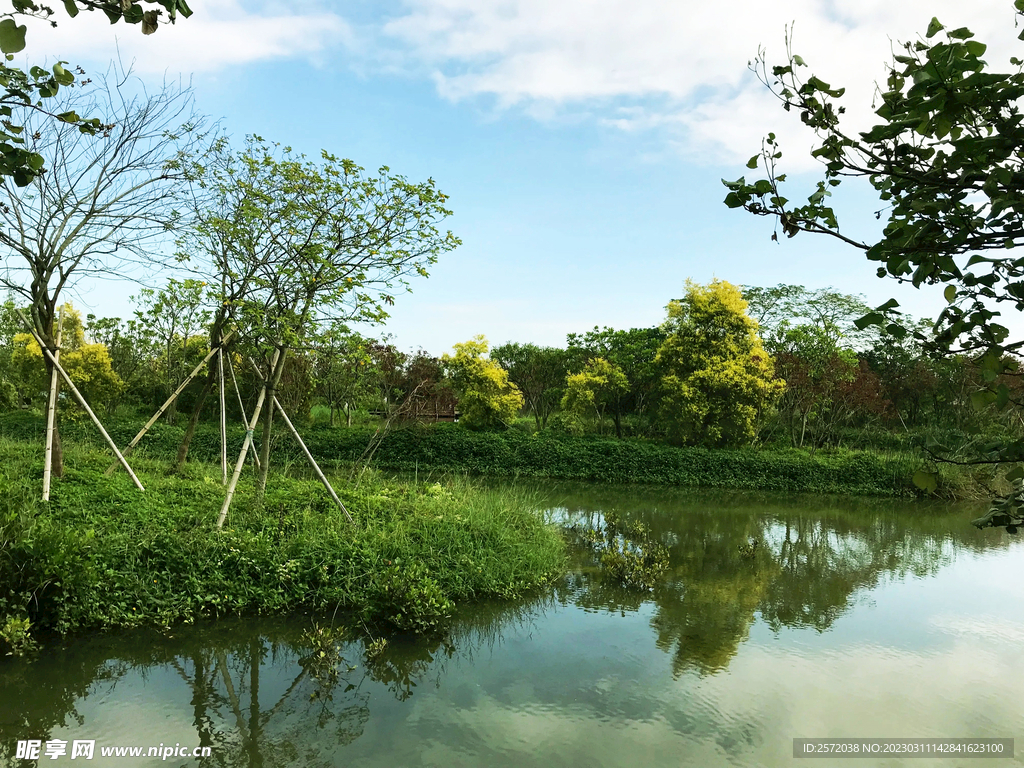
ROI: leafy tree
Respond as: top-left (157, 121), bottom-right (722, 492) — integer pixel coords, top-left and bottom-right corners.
top-left (722, 5), bottom-right (1024, 527)
top-left (566, 325), bottom-right (666, 435)
top-left (311, 325), bottom-right (373, 427)
top-left (131, 278), bottom-right (210, 424)
top-left (443, 336), bottom-right (523, 429)
top-left (84, 313), bottom-right (158, 415)
top-left (0, 295), bottom-right (19, 408)
top-left (742, 284), bottom-right (872, 354)
top-left (400, 350), bottom-right (457, 423)
top-left (179, 136), bottom-right (460, 489)
top-left (656, 279), bottom-right (785, 447)
top-left (491, 342), bottom-right (568, 430)
top-left (0, 0), bottom-right (191, 184)
top-left (366, 340), bottom-right (408, 413)
top-left (561, 357), bottom-right (630, 437)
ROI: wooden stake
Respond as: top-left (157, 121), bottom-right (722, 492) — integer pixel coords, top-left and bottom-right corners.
top-left (42, 306), bottom-right (63, 501)
top-left (270, 395), bottom-right (354, 523)
top-left (217, 349), bottom-right (280, 529)
top-left (225, 351), bottom-right (261, 473)
top-left (219, 347), bottom-right (227, 485)
top-left (243, 353), bottom-right (352, 523)
top-left (104, 331), bottom-right (235, 476)
top-left (17, 310), bottom-right (145, 491)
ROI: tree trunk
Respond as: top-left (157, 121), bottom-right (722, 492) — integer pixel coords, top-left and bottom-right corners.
top-left (174, 321), bottom-right (229, 470)
top-left (257, 347), bottom-right (288, 494)
top-left (613, 410), bottom-right (622, 438)
top-left (174, 374), bottom-right (214, 471)
top-left (35, 304), bottom-right (64, 478)
top-left (166, 338), bottom-right (176, 425)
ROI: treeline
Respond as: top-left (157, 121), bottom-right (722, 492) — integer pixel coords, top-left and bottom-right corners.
top-left (2, 277), bottom-right (1020, 458)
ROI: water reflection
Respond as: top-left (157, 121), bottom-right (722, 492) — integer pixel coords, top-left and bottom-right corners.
top-left (1, 484), bottom-right (1019, 768)
top-left (542, 484), bottom-right (1006, 677)
top-left (0, 600), bottom-right (547, 768)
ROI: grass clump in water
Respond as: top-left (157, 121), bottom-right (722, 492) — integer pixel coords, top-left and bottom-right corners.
top-left (570, 511), bottom-right (669, 591)
top-left (0, 436), bottom-right (565, 653)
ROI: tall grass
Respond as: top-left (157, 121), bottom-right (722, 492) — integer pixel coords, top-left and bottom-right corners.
top-left (0, 435), bottom-right (565, 652)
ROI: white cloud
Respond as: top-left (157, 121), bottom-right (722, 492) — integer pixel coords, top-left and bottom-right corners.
top-left (381, 0), bottom-right (1022, 165)
top-left (20, 0), bottom-right (352, 74)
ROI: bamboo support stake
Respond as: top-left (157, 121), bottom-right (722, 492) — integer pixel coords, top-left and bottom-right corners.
top-left (217, 349), bottom-right (280, 529)
top-left (104, 330), bottom-right (235, 476)
top-left (270, 396), bottom-right (354, 523)
top-left (41, 307), bottom-right (63, 501)
top-left (219, 347), bottom-right (227, 485)
top-left (243, 353), bottom-right (352, 523)
top-left (17, 311), bottom-right (145, 491)
top-left (225, 351), bottom-right (261, 473)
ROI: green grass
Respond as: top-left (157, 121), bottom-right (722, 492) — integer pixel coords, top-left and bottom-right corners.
top-left (0, 434), bottom-right (565, 652)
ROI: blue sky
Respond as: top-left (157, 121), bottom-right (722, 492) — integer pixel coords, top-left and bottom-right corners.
top-left (18, 0), bottom-right (1024, 356)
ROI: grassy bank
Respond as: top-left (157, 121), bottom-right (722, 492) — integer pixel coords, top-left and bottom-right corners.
top-left (0, 411), bottom-right (975, 498)
top-left (0, 434), bottom-right (565, 654)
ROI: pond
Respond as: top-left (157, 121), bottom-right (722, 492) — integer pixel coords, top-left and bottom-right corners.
top-left (2, 482), bottom-right (1022, 767)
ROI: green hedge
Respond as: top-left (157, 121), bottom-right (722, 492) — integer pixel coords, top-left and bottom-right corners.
top-left (0, 412), bottom-right (924, 496)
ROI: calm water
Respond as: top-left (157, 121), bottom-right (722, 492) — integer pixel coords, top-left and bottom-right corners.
top-left (2, 483), bottom-right (1023, 767)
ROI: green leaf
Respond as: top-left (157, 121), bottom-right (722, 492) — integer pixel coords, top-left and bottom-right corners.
top-left (53, 63), bottom-right (74, 86)
top-left (0, 19), bottom-right (27, 54)
top-left (63, 0), bottom-right (79, 17)
top-left (947, 27), bottom-right (973, 40)
top-left (944, 285), bottom-right (956, 303)
top-left (746, 155), bottom-right (759, 170)
top-left (996, 383), bottom-right (1011, 409)
top-left (874, 298), bottom-right (900, 312)
top-left (854, 312), bottom-right (884, 330)
top-left (926, 17), bottom-right (944, 39)
top-left (912, 470), bottom-right (938, 493)
top-left (793, 54), bottom-right (806, 67)
top-left (1005, 465), bottom-right (1024, 483)
top-left (965, 40), bottom-right (987, 57)
top-left (970, 390), bottom-right (996, 410)
top-left (123, 3), bottom-right (144, 24)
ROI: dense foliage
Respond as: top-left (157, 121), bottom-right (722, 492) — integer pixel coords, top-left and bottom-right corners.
top-left (723, 4), bottom-right (1024, 528)
top-left (656, 279), bottom-right (784, 447)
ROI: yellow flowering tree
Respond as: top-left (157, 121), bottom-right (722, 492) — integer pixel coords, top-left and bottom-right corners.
top-left (656, 279), bottom-right (784, 447)
top-left (443, 336), bottom-right (524, 429)
top-left (10, 304), bottom-right (123, 412)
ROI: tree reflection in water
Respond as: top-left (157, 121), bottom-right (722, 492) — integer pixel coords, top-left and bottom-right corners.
top-left (0, 599), bottom-right (544, 768)
top-left (545, 483), bottom-right (1002, 678)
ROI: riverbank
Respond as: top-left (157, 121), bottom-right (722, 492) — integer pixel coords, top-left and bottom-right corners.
top-left (0, 435), bottom-right (565, 655)
top-left (0, 412), bottom-right (968, 498)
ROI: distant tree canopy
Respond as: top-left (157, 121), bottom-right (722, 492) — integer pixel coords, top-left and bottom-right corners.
top-left (10, 304), bottom-right (122, 411)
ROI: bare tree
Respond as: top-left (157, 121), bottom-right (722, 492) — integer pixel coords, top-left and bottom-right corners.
top-left (0, 66), bottom-right (208, 476)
